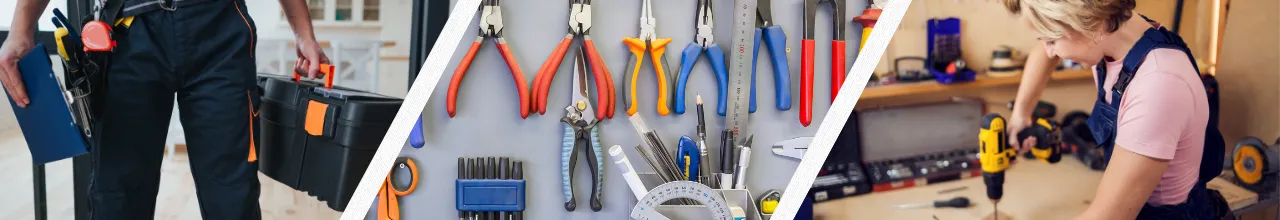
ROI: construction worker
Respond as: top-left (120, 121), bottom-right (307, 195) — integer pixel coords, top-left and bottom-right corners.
top-left (1001, 0), bottom-right (1232, 219)
top-left (0, 0), bottom-right (329, 219)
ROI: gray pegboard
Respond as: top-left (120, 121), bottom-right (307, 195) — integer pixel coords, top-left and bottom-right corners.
top-left (369, 0), bottom-right (870, 218)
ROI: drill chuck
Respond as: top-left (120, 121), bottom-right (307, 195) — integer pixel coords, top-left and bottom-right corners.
top-left (982, 171), bottom-right (1005, 200)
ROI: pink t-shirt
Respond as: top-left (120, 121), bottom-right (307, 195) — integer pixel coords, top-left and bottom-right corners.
top-left (1093, 47), bottom-right (1209, 205)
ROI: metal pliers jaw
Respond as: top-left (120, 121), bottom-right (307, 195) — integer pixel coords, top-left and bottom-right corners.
top-left (756, 0), bottom-right (775, 28)
top-left (568, 0), bottom-right (592, 35)
top-left (693, 0), bottom-right (714, 48)
top-left (637, 0), bottom-right (658, 41)
top-left (479, 0), bottom-right (505, 38)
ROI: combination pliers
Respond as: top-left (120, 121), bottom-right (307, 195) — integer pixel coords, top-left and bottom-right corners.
top-left (673, 0), bottom-right (729, 116)
top-left (447, 0), bottom-right (531, 118)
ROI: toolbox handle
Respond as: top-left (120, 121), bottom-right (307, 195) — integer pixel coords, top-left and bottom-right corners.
top-left (293, 63), bottom-right (335, 89)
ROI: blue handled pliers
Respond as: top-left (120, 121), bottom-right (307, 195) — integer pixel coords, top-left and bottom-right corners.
top-left (560, 47), bottom-right (603, 212)
top-left (674, 0), bottom-right (729, 115)
top-left (754, 0), bottom-right (791, 112)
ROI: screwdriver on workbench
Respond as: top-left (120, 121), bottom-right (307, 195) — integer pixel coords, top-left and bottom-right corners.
top-left (891, 197), bottom-right (971, 209)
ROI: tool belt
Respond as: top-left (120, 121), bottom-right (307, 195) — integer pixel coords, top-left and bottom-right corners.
top-left (51, 0), bottom-right (141, 145)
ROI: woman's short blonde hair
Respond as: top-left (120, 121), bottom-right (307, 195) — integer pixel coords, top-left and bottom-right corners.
top-left (1002, 0), bottom-right (1136, 39)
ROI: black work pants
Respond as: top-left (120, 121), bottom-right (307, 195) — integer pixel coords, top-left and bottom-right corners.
top-left (90, 0), bottom-right (262, 219)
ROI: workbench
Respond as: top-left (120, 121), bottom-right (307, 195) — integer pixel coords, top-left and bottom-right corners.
top-left (813, 158), bottom-right (1269, 220)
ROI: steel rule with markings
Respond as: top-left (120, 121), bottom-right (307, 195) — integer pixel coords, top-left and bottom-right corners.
top-left (725, 0), bottom-right (759, 140)
top-left (629, 181), bottom-right (732, 220)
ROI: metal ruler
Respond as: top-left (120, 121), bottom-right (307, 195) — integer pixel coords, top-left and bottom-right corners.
top-left (726, 0), bottom-right (758, 144)
top-left (629, 181), bottom-right (732, 220)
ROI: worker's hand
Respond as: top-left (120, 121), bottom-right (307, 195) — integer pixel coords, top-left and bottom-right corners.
top-left (0, 36), bottom-right (33, 108)
top-left (1007, 111), bottom-right (1036, 153)
top-left (294, 38), bottom-right (330, 79)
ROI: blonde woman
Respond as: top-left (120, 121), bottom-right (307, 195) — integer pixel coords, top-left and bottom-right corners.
top-left (1002, 0), bottom-right (1232, 219)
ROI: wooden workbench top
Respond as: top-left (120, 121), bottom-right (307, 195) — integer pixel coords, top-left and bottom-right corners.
top-left (813, 158), bottom-right (1257, 220)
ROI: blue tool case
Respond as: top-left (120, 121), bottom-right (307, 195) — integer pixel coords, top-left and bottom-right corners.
top-left (257, 74), bottom-right (403, 211)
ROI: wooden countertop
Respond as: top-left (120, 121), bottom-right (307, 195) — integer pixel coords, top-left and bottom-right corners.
top-left (813, 158), bottom-right (1258, 220)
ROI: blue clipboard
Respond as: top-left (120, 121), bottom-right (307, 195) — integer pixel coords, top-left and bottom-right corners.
top-left (6, 43), bottom-right (90, 164)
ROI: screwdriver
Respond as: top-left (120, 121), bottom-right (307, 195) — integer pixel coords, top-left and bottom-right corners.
top-left (892, 197), bottom-right (971, 209)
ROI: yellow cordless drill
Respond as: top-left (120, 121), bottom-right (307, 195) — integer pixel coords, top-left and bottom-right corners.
top-left (979, 113), bottom-right (1061, 219)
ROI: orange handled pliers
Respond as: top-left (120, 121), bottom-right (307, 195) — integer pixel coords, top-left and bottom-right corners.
top-left (447, 0), bottom-right (532, 118)
top-left (532, 0), bottom-right (616, 120)
top-left (623, 0), bottom-right (674, 116)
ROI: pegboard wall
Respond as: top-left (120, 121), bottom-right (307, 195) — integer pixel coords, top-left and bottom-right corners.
top-left (371, 0), bottom-right (873, 218)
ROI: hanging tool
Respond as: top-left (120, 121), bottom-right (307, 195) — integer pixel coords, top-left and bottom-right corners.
top-left (377, 157), bottom-right (419, 220)
top-left (892, 197), bottom-right (972, 209)
top-left (851, 7), bottom-right (881, 53)
top-left (801, 0), bottom-right (846, 127)
top-left (447, 0), bottom-right (531, 119)
top-left (753, 0), bottom-right (792, 112)
top-left (629, 181), bottom-right (733, 220)
top-left (624, 0), bottom-right (675, 116)
top-left (979, 114), bottom-right (1016, 220)
top-left (678, 136), bottom-right (701, 181)
top-left (560, 49), bottom-right (604, 212)
top-left (410, 117), bottom-right (425, 148)
top-left (758, 190), bottom-right (781, 215)
top-left (1232, 137), bottom-right (1279, 192)
top-left (674, 0), bottom-right (729, 116)
top-left (533, 0), bottom-right (616, 120)
top-left (772, 137), bottom-right (812, 160)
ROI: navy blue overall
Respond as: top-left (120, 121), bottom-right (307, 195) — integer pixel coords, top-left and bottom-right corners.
top-left (1085, 16), bottom-right (1232, 220)
top-left (90, 0), bottom-right (261, 219)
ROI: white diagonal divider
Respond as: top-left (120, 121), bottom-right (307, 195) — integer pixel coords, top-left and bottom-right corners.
top-left (338, 0), bottom-right (483, 218)
top-left (770, 0), bottom-right (912, 219)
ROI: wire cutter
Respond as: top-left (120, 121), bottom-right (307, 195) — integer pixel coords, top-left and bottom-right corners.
top-left (754, 0), bottom-right (792, 112)
top-left (623, 0), bottom-right (675, 116)
top-left (673, 0), bottom-right (728, 116)
top-left (801, 0), bottom-right (846, 127)
top-left (560, 48), bottom-right (603, 212)
top-left (377, 157), bottom-right (419, 220)
top-left (533, 0), bottom-right (616, 120)
top-left (447, 0), bottom-right (531, 119)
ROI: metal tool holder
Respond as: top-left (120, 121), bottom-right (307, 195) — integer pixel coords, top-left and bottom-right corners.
top-left (638, 174), bottom-right (767, 220)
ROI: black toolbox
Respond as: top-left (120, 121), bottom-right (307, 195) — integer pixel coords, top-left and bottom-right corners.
top-left (257, 74), bottom-right (402, 211)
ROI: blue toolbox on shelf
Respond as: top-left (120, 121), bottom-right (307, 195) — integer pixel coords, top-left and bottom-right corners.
top-left (257, 73), bottom-right (402, 211)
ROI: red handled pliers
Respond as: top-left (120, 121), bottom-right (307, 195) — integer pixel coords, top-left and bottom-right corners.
top-left (801, 0), bottom-right (846, 127)
top-left (532, 0), bottom-right (616, 120)
top-left (447, 0), bottom-right (532, 118)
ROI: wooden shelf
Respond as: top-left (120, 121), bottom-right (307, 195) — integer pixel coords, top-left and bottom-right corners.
top-left (862, 69), bottom-right (1095, 99)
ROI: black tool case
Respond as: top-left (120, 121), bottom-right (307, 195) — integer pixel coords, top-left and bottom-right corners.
top-left (257, 74), bottom-right (402, 210)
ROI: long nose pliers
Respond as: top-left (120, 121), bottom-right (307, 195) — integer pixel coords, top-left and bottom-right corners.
top-left (673, 0), bottom-right (728, 116)
top-left (624, 0), bottom-right (675, 116)
top-left (447, 0), bottom-right (531, 118)
top-left (533, 0), bottom-right (616, 120)
top-left (560, 48), bottom-right (604, 212)
top-left (801, 0), bottom-right (846, 126)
